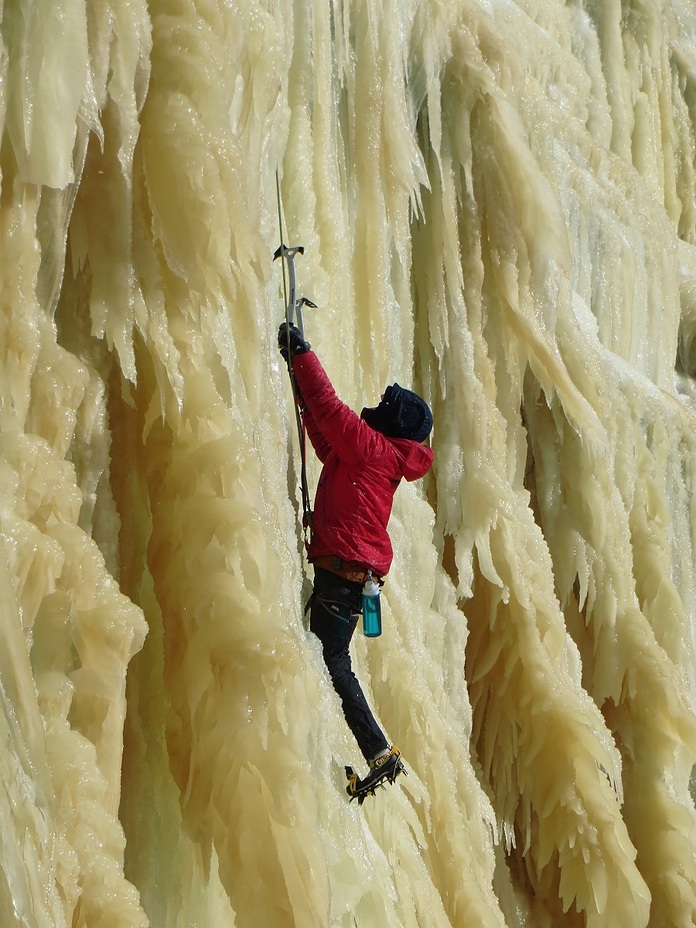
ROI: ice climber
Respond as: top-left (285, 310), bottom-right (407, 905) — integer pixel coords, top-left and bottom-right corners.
top-left (278, 321), bottom-right (434, 801)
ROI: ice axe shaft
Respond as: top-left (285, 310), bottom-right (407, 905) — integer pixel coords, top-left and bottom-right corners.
top-left (273, 244), bottom-right (317, 334)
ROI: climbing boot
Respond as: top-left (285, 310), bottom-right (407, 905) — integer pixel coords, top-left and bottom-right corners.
top-left (345, 746), bottom-right (406, 804)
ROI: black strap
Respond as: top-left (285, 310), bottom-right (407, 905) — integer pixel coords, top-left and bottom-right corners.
top-left (276, 171), bottom-right (313, 545)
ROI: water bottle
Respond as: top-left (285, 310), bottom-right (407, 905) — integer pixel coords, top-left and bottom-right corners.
top-left (362, 572), bottom-right (382, 637)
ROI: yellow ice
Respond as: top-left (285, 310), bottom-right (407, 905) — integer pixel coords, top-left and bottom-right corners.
top-left (0, 0), bottom-right (695, 926)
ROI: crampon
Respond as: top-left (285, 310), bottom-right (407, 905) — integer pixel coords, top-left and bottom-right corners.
top-left (345, 746), bottom-right (406, 805)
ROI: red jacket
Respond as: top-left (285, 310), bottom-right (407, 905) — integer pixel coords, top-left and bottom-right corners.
top-left (292, 352), bottom-right (434, 577)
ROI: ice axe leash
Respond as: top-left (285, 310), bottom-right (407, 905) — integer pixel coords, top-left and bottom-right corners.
top-left (274, 170), bottom-right (316, 544)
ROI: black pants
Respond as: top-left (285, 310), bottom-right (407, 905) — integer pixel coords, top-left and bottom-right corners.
top-left (309, 567), bottom-right (389, 761)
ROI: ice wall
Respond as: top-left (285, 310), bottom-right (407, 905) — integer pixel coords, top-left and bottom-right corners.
top-left (1, 0), bottom-right (696, 925)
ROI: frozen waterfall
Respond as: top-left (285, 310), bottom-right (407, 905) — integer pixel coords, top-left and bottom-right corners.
top-left (0, 0), bottom-right (695, 926)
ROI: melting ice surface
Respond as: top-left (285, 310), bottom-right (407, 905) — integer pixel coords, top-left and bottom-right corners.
top-left (1, 0), bottom-right (696, 925)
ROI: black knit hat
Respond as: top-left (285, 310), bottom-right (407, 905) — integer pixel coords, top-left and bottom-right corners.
top-left (361, 383), bottom-right (433, 442)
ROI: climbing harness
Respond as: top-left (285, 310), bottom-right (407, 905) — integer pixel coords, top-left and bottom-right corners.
top-left (274, 170), bottom-right (317, 545)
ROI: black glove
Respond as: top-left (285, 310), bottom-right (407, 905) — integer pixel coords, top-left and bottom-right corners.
top-left (278, 322), bottom-right (310, 363)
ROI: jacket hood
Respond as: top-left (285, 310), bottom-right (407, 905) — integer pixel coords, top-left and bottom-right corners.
top-left (388, 437), bottom-right (434, 482)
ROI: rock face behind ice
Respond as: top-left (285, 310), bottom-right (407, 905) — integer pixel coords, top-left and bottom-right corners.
top-left (0, 1), bottom-right (695, 926)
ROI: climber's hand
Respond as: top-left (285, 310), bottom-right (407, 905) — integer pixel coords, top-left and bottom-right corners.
top-left (278, 322), bottom-right (311, 363)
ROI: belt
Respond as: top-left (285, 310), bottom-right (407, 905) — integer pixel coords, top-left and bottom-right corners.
top-left (311, 555), bottom-right (377, 585)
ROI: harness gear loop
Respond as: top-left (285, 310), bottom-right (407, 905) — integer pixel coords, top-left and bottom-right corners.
top-left (275, 170), bottom-right (315, 544)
